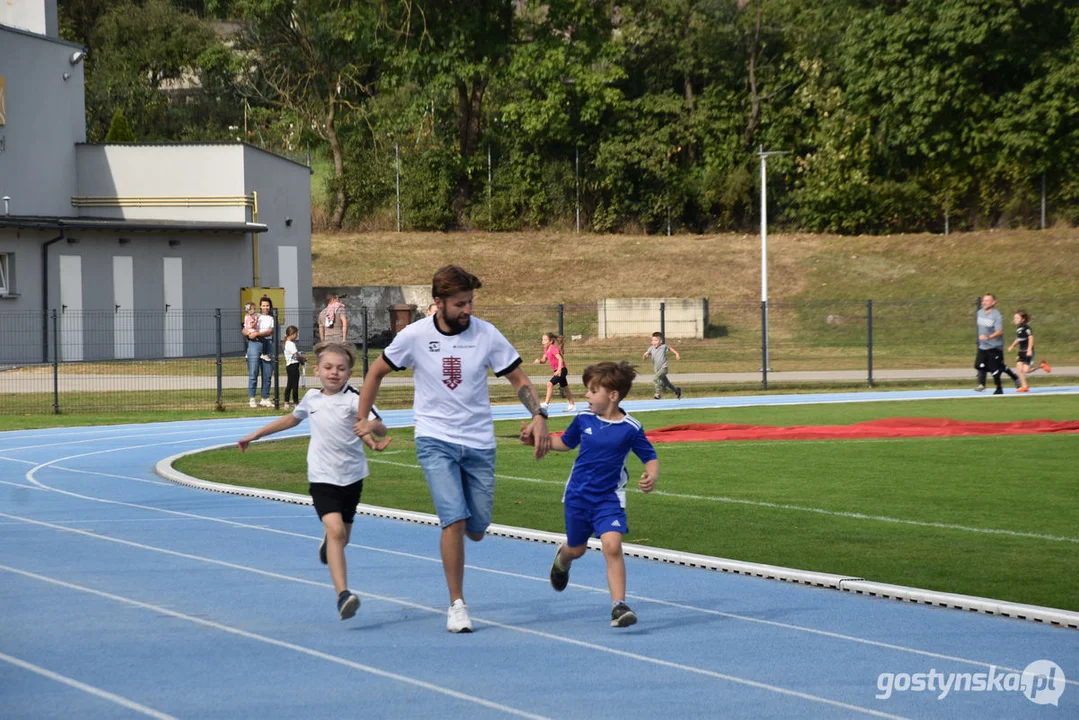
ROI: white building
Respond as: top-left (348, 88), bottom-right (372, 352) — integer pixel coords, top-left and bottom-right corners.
top-left (0, 1), bottom-right (312, 363)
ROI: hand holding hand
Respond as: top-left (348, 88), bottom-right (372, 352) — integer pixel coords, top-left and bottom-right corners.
top-left (354, 418), bottom-right (374, 439)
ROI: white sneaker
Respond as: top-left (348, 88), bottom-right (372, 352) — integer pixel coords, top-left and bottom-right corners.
top-left (565, 403), bottom-right (576, 412)
top-left (249, 398), bottom-right (257, 408)
top-left (258, 398), bottom-right (273, 408)
top-left (446, 599), bottom-right (473, 633)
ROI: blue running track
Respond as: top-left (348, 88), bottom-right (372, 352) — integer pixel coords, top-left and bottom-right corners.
top-left (1, 387), bottom-right (1077, 719)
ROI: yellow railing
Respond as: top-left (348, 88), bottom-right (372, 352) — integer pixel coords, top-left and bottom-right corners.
top-left (71, 193), bottom-right (259, 223)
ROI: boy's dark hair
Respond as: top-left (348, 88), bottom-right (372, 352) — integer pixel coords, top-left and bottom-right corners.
top-left (651, 331), bottom-right (663, 339)
top-left (285, 325), bottom-right (298, 337)
top-left (582, 361), bottom-right (637, 400)
top-left (313, 342), bottom-right (356, 368)
top-left (432, 265), bottom-right (482, 299)
top-left (1016, 310), bottom-right (1030, 323)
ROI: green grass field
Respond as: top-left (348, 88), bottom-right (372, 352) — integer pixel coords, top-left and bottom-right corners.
top-left (174, 395), bottom-right (1079, 612)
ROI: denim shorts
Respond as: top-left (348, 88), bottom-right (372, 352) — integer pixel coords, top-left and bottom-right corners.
top-left (414, 436), bottom-right (497, 533)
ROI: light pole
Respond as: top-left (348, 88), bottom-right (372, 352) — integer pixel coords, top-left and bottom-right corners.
top-left (758, 146), bottom-right (788, 385)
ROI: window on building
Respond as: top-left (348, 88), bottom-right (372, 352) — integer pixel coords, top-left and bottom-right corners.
top-left (0, 253), bottom-right (9, 295)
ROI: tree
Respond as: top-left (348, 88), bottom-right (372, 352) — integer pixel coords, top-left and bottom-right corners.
top-left (234, 0), bottom-right (384, 229)
top-left (83, 0), bottom-right (222, 140)
top-left (104, 109), bottom-right (137, 141)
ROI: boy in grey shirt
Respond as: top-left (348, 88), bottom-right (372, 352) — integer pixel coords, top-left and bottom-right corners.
top-left (643, 332), bottom-right (683, 400)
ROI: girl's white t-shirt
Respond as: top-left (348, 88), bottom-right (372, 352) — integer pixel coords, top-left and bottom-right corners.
top-left (382, 315), bottom-right (521, 449)
top-left (284, 340), bottom-right (300, 366)
top-left (292, 386), bottom-right (375, 487)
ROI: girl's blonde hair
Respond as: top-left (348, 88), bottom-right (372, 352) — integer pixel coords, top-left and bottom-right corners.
top-left (313, 342), bottom-right (356, 368)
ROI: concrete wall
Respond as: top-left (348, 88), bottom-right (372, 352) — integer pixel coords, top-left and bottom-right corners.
top-left (313, 285), bottom-right (429, 345)
top-left (597, 297), bottom-right (708, 339)
top-left (76, 144), bottom-right (247, 222)
top-left (0, 27), bottom-right (86, 217)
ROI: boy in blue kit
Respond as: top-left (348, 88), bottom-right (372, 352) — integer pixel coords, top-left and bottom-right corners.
top-left (523, 360), bottom-right (659, 627)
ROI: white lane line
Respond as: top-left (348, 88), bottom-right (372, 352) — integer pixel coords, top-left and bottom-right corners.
top-left (0, 650), bottom-right (178, 720)
top-left (0, 455), bottom-right (38, 465)
top-left (0, 564), bottom-right (550, 720)
top-left (0, 479), bottom-right (48, 490)
top-left (367, 457), bottom-right (1078, 544)
top-left (52, 466), bottom-right (171, 487)
top-left (0, 522), bottom-right (906, 719)
top-left (0, 424), bottom-right (307, 453)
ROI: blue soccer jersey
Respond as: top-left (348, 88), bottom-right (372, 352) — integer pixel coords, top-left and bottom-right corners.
top-left (560, 411), bottom-right (657, 509)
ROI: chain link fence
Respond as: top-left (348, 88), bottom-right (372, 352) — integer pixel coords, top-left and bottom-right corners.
top-left (2, 297), bottom-right (1076, 414)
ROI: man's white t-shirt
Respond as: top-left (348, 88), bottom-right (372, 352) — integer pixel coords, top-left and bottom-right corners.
top-left (382, 315), bottom-right (521, 449)
top-left (292, 386), bottom-right (378, 487)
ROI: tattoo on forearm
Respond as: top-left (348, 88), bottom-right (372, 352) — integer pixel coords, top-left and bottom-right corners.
top-left (518, 386), bottom-right (541, 415)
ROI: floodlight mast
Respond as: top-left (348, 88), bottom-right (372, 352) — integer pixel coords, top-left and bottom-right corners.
top-left (758, 146), bottom-right (789, 386)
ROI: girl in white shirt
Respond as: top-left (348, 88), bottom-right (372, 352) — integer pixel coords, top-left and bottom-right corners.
top-left (282, 325), bottom-right (305, 409)
top-left (239, 342), bottom-right (390, 620)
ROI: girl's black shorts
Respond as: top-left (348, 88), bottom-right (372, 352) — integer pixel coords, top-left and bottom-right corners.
top-left (309, 480), bottom-right (364, 523)
top-left (548, 367), bottom-right (569, 387)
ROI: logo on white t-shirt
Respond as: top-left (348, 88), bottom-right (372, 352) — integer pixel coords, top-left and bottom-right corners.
top-left (442, 356), bottom-right (463, 390)
top-left (428, 341), bottom-right (440, 352)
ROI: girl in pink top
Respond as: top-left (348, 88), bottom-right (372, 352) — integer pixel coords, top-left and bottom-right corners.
top-left (532, 332), bottom-right (576, 412)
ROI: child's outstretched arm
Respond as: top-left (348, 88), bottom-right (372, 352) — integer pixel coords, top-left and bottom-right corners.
top-left (671, 347), bottom-right (681, 360)
top-left (519, 422), bottom-right (572, 452)
top-left (238, 414), bottom-right (301, 451)
top-left (639, 459), bottom-right (659, 493)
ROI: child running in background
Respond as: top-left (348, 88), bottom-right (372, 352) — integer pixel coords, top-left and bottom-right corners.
top-left (643, 332), bottom-right (682, 400)
top-left (238, 342), bottom-right (391, 620)
top-left (1007, 310), bottom-right (1052, 393)
top-left (522, 361), bottom-right (658, 627)
top-left (283, 325), bottom-right (305, 409)
top-left (533, 332), bottom-right (576, 412)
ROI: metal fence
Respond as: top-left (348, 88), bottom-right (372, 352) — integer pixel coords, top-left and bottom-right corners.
top-left (2, 297), bottom-right (1076, 414)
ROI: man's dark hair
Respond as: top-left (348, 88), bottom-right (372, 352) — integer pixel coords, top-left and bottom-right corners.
top-left (432, 266), bottom-right (482, 299)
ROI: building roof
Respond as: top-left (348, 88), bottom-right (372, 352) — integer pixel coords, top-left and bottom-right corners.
top-left (77, 142), bottom-right (314, 172)
top-left (0, 215), bottom-right (268, 234)
top-left (0, 23), bottom-right (85, 50)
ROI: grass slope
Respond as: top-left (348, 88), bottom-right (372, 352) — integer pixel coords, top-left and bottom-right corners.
top-left (175, 395), bottom-right (1079, 612)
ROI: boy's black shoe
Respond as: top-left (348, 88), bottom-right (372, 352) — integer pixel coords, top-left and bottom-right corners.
top-left (611, 602), bottom-right (638, 628)
top-left (319, 534), bottom-right (328, 565)
top-left (549, 544), bottom-right (569, 592)
top-left (337, 590), bottom-right (360, 620)
top-left (993, 389), bottom-right (1004, 395)
top-left (675, 387), bottom-right (682, 399)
